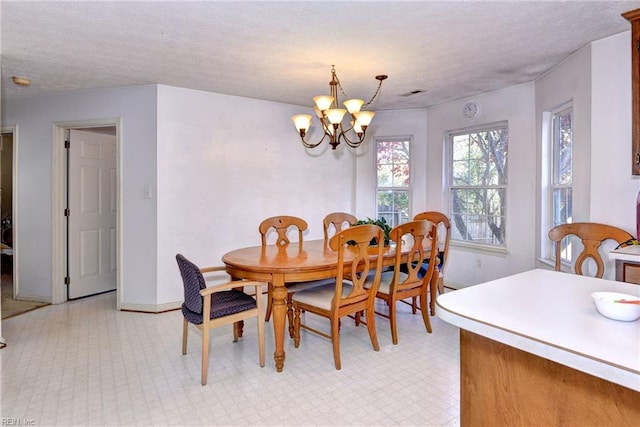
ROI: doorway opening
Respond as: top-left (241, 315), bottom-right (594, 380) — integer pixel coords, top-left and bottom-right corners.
top-left (0, 130), bottom-right (47, 319)
top-left (52, 120), bottom-right (122, 309)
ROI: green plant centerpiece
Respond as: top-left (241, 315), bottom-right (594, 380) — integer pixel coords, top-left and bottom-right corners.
top-left (352, 217), bottom-right (392, 246)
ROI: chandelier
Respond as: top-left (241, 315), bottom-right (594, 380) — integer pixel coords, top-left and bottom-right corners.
top-left (291, 66), bottom-right (388, 150)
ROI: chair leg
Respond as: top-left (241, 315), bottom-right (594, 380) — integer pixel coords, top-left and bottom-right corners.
top-left (257, 312), bottom-right (265, 368)
top-left (233, 321), bottom-right (239, 342)
top-left (293, 306), bottom-right (301, 348)
top-left (430, 273), bottom-right (439, 316)
top-left (438, 275), bottom-right (444, 294)
top-left (330, 316), bottom-right (341, 370)
top-left (411, 296), bottom-right (418, 314)
top-left (365, 308), bottom-right (380, 352)
top-left (201, 329), bottom-right (210, 386)
top-left (420, 291), bottom-right (433, 334)
top-left (389, 299), bottom-right (399, 345)
top-left (237, 320), bottom-right (245, 338)
top-left (287, 293), bottom-right (295, 338)
top-left (182, 319), bottom-right (189, 355)
top-left (265, 282), bottom-right (273, 321)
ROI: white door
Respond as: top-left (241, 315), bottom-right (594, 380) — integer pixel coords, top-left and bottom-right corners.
top-left (68, 129), bottom-right (117, 299)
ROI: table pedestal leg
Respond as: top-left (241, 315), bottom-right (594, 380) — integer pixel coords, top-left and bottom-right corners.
top-left (271, 277), bottom-right (287, 372)
top-left (228, 274), bottom-right (246, 335)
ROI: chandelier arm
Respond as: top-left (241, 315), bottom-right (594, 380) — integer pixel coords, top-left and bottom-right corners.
top-left (340, 129), bottom-right (366, 148)
top-left (336, 122), bottom-right (350, 135)
top-left (299, 115), bottom-right (334, 148)
top-left (300, 131), bottom-right (329, 149)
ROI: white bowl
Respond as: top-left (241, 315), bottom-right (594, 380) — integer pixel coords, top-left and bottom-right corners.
top-left (591, 292), bottom-right (640, 322)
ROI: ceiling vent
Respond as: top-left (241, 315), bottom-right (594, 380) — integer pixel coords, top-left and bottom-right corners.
top-left (400, 90), bottom-right (424, 97)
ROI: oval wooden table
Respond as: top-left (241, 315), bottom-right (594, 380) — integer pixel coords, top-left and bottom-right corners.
top-left (222, 239), bottom-right (434, 372)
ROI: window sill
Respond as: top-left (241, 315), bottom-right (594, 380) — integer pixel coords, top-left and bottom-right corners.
top-left (536, 257), bottom-right (569, 273)
top-left (450, 240), bottom-right (508, 256)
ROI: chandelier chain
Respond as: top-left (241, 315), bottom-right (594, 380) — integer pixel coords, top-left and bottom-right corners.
top-left (335, 73), bottom-right (384, 108)
top-left (363, 78), bottom-right (384, 108)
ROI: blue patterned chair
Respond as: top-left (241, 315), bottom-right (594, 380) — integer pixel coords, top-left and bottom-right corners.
top-left (176, 254), bottom-right (265, 385)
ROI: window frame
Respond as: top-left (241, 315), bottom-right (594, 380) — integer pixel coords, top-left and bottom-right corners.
top-left (445, 121), bottom-right (509, 250)
top-left (547, 102), bottom-right (574, 264)
top-left (375, 136), bottom-right (412, 228)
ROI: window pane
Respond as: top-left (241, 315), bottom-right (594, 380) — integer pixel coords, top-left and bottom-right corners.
top-left (553, 188), bottom-right (572, 227)
top-left (554, 109), bottom-right (573, 186)
top-left (376, 139), bottom-right (409, 187)
top-left (377, 189), bottom-right (409, 228)
top-left (376, 138), bottom-right (410, 227)
top-left (550, 106), bottom-right (573, 263)
top-left (377, 190), bottom-right (393, 214)
top-left (377, 164), bottom-right (393, 187)
top-left (448, 124), bottom-right (508, 246)
top-left (452, 135), bottom-right (470, 161)
top-left (393, 191), bottom-right (410, 224)
top-left (486, 188), bottom-right (506, 216)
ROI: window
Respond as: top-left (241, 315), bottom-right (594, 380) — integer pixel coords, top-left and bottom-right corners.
top-left (551, 105), bottom-right (573, 262)
top-left (447, 123), bottom-right (508, 247)
top-left (376, 137), bottom-right (410, 227)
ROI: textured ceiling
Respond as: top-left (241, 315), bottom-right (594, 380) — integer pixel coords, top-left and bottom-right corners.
top-left (2, 1), bottom-right (640, 110)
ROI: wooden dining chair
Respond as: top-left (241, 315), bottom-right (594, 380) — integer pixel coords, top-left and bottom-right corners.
top-left (259, 215), bottom-right (307, 247)
top-left (548, 222), bottom-right (633, 278)
top-left (323, 212), bottom-right (357, 241)
top-left (291, 224), bottom-right (385, 370)
top-left (259, 215), bottom-right (331, 337)
top-left (413, 211), bottom-right (451, 308)
top-left (394, 212), bottom-right (449, 317)
top-left (176, 254), bottom-right (265, 385)
top-left (364, 219), bottom-right (438, 344)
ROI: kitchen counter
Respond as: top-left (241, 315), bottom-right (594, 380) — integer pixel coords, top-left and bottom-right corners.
top-left (437, 269), bottom-right (640, 426)
top-left (610, 244), bottom-right (640, 262)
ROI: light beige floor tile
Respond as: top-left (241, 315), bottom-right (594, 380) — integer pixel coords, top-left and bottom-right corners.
top-left (1, 291), bottom-right (460, 426)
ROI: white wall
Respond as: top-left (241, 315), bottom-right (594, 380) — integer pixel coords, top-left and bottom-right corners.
top-left (1, 86), bottom-right (158, 305)
top-left (535, 40), bottom-right (593, 264)
top-left (426, 83), bottom-right (537, 287)
top-left (156, 85), bottom-right (356, 305)
top-left (591, 32), bottom-right (638, 230)
top-left (534, 32), bottom-right (636, 279)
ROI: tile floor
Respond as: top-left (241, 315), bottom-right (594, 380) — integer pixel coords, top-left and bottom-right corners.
top-left (1, 292), bottom-right (460, 426)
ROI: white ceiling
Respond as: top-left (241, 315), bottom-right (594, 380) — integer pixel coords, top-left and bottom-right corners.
top-left (2, 1), bottom-right (640, 110)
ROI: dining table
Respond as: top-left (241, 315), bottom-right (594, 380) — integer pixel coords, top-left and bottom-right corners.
top-left (222, 238), bottom-right (436, 372)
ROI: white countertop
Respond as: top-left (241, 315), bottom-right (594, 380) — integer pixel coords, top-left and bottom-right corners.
top-left (436, 269), bottom-right (640, 391)
top-left (609, 244), bottom-right (640, 262)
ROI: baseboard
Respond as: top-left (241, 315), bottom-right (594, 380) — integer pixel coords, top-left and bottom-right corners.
top-left (13, 294), bottom-right (52, 304)
top-left (442, 279), bottom-right (468, 290)
top-left (120, 300), bottom-right (181, 313)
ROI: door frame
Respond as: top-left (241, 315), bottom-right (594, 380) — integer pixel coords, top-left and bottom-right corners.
top-left (52, 119), bottom-right (123, 308)
top-left (0, 125), bottom-right (18, 300)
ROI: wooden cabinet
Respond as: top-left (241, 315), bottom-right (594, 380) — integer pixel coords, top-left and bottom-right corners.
top-left (616, 259), bottom-right (640, 284)
top-left (623, 8), bottom-right (640, 175)
top-left (610, 245), bottom-right (640, 284)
